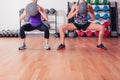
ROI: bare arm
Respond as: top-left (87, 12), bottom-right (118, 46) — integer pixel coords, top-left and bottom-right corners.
top-left (67, 4), bottom-right (78, 19)
top-left (19, 9), bottom-right (27, 21)
top-left (38, 6), bottom-right (48, 20)
top-left (88, 4), bottom-right (95, 20)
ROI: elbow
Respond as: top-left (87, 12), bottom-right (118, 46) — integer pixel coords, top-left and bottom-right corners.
top-left (67, 16), bottom-right (71, 20)
top-left (67, 17), bottom-right (69, 20)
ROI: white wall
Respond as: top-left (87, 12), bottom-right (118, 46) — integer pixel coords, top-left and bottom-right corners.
top-left (0, 0), bottom-right (120, 33)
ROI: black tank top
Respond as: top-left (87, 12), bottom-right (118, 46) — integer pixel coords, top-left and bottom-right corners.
top-left (74, 2), bottom-right (88, 25)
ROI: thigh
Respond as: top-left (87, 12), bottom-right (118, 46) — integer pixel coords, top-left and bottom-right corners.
top-left (60, 23), bottom-right (77, 31)
top-left (36, 23), bottom-right (48, 31)
top-left (21, 24), bottom-right (35, 31)
top-left (86, 23), bottom-right (104, 31)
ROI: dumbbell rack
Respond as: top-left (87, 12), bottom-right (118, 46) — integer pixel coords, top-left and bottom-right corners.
top-left (47, 12), bottom-right (58, 35)
top-left (0, 29), bottom-right (19, 38)
top-left (109, 2), bottom-right (119, 37)
top-left (90, 1), bottom-right (118, 37)
top-left (90, 2), bottom-right (111, 37)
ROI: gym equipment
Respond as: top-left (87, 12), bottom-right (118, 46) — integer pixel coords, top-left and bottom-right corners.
top-left (87, 14), bottom-right (91, 20)
top-left (94, 31), bottom-right (99, 36)
top-left (103, 6), bottom-right (108, 12)
top-left (104, 30), bottom-right (110, 37)
top-left (103, 21), bottom-right (110, 28)
top-left (6, 30), bottom-right (11, 37)
top-left (9, 30), bottom-right (14, 37)
top-left (68, 30), bottom-right (77, 38)
top-left (19, 8), bottom-right (24, 16)
top-left (109, 2), bottom-right (118, 37)
top-left (102, 0), bottom-right (107, 5)
top-left (94, 5), bottom-right (100, 12)
top-left (96, 22), bottom-right (101, 24)
top-left (0, 31), bottom-right (2, 37)
top-left (77, 30), bottom-right (84, 37)
top-left (78, 2), bottom-right (87, 13)
top-left (55, 33), bottom-right (60, 38)
top-left (86, 30), bottom-right (93, 37)
top-left (1, 30), bottom-right (7, 37)
top-left (86, 0), bottom-right (91, 3)
top-left (14, 30), bottom-right (19, 37)
top-left (68, 2), bottom-right (74, 23)
top-left (26, 3), bottom-right (39, 16)
top-left (94, 0), bottom-right (99, 5)
top-left (95, 14), bottom-right (100, 20)
top-left (45, 9), bottom-right (49, 14)
top-left (103, 14), bottom-right (109, 20)
top-left (49, 8), bottom-right (56, 14)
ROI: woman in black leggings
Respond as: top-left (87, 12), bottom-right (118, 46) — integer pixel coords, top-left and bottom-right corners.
top-left (19, 0), bottom-right (51, 50)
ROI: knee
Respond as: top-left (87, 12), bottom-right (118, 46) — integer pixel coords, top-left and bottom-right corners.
top-left (20, 26), bottom-right (25, 32)
top-left (44, 26), bottom-right (49, 31)
top-left (59, 25), bottom-right (64, 32)
top-left (44, 27), bottom-right (49, 34)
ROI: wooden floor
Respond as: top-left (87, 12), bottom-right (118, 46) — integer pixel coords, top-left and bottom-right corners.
top-left (0, 36), bottom-right (120, 80)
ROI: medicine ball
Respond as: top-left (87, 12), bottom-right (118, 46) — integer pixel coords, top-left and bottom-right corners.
top-left (26, 3), bottom-right (39, 16)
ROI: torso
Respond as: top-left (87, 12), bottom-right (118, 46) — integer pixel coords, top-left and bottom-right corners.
top-left (74, 2), bottom-right (88, 25)
top-left (29, 13), bottom-right (42, 27)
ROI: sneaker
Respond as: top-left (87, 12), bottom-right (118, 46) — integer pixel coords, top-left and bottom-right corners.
top-left (18, 43), bottom-right (27, 50)
top-left (97, 44), bottom-right (107, 50)
top-left (44, 44), bottom-right (51, 50)
top-left (57, 44), bottom-right (65, 50)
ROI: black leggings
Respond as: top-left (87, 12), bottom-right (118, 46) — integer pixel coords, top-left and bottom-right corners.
top-left (20, 23), bottom-right (49, 39)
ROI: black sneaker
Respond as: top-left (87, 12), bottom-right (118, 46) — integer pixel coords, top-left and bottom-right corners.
top-left (97, 44), bottom-right (107, 50)
top-left (18, 43), bottom-right (27, 50)
top-left (57, 44), bottom-right (65, 50)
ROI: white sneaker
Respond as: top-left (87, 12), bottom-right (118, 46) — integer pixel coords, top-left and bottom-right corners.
top-left (18, 43), bottom-right (27, 50)
top-left (44, 44), bottom-right (51, 50)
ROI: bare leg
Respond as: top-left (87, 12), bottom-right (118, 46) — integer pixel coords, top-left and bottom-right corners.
top-left (87, 23), bottom-right (105, 45)
top-left (22, 38), bottom-right (26, 44)
top-left (45, 39), bottom-right (48, 44)
top-left (59, 23), bottom-right (77, 44)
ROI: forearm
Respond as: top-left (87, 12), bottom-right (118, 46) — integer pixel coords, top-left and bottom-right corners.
top-left (90, 13), bottom-right (95, 20)
top-left (40, 12), bottom-right (48, 20)
top-left (19, 15), bottom-right (25, 21)
top-left (19, 10), bottom-right (26, 21)
top-left (67, 11), bottom-right (76, 19)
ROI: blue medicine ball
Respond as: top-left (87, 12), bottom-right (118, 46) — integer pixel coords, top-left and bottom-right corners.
top-left (95, 14), bottom-right (100, 20)
top-left (96, 22), bottom-right (101, 24)
top-left (103, 6), bottom-right (108, 12)
top-left (103, 14), bottom-right (109, 20)
top-left (94, 6), bottom-right (100, 12)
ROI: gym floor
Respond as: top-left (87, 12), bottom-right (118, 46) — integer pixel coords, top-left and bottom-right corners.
top-left (0, 37), bottom-right (120, 80)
